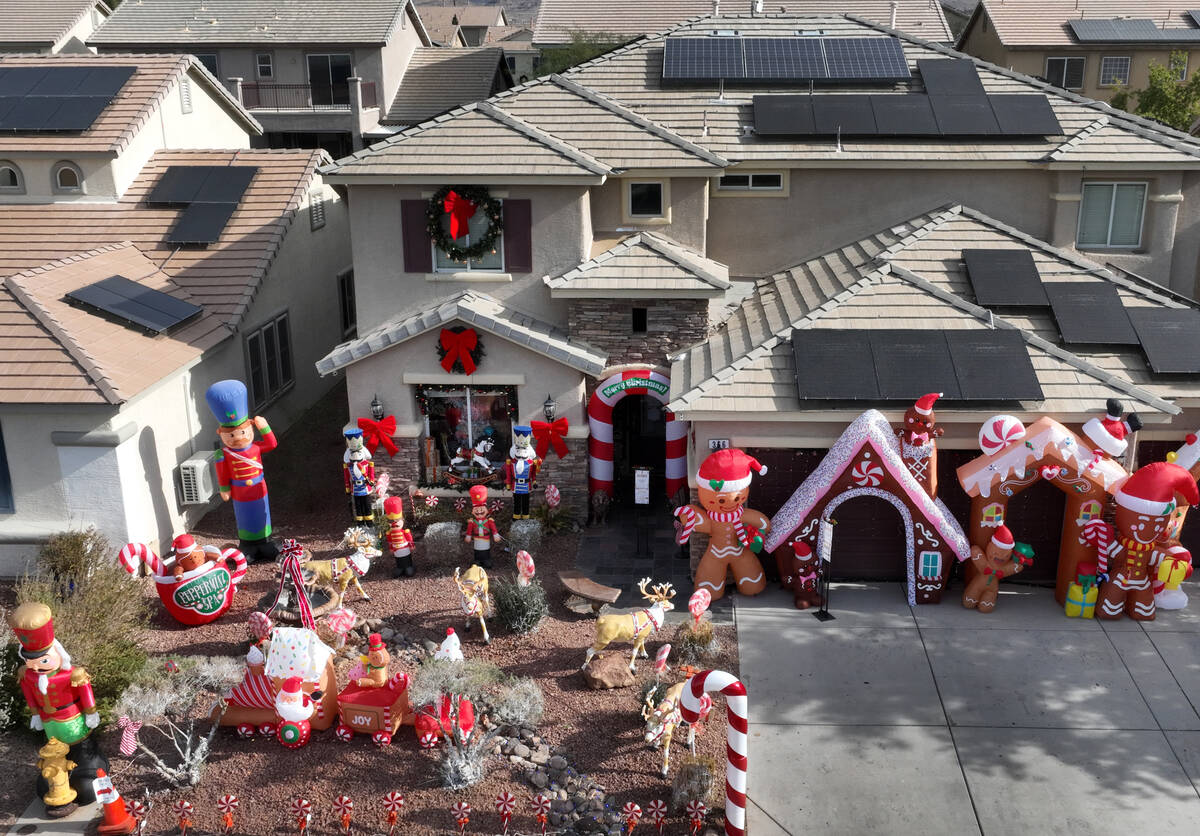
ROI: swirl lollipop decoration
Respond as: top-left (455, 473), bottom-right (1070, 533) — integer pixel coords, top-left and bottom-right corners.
top-left (544, 483), bottom-right (561, 509)
top-left (622, 802), bottom-right (642, 833)
top-left (425, 494), bottom-right (440, 509)
top-left (173, 800), bottom-right (193, 835)
top-left (531, 794), bottom-right (551, 835)
top-left (688, 589), bottom-right (711, 629)
top-left (217, 795), bottom-right (239, 834)
top-left (646, 800), bottom-right (668, 835)
top-left (686, 800), bottom-right (707, 835)
top-left (455, 497), bottom-right (467, 513)
top-left (452, 801), bottom-right (471, 835)
top-left (382, 792), bottom-right (405, 836)
top-left (332, 796), bottom-right (354, 834)
top-left (495, 791), bottom-right (516, 835)
top-left (290, 797), bottom-right (311, 834)
top-left (516, 550), bottom-right (536, 587)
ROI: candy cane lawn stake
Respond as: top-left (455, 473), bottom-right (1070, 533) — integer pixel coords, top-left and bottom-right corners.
top-left (687, 801), bottom-right (707, 835)
top-left (680, 670), bottom-right (748, 836)
top-left (622, 802), bottom-right (642, 833)
top-left (290, 797), bottom-right (311, 834)
top-left (654, 643), bottom-right (672, 678)
top-left (173, 800), bottom-right (193, 835)
top-left (495, 791), bottom-right (516, 835)
top-left (646, 800), bottom-right (667, 834)
top-left (382, 792), bottom-right (405, 836)
top-left (531, 794), bottom-right (550, 835)
top-left (453, 801), bottom-right (471, 835)
top-left (217, 795), bottom-right (239, 834)
top-left (332, 796), bottom-right (353, 834)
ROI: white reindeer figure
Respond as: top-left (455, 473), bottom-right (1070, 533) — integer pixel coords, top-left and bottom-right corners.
top-left (450, 435), bottom-right (495, 473)
top-left (583, 578), bottom-right (675, 672)
top-left (642, 681), bottom-right (712, 777)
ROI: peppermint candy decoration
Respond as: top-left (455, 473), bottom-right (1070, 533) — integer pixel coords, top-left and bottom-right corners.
top-left (495, 791), bottom-right (516, 816)
top-left (646, 800), bottom-right (667, 825)
top-left (332, 795), bottom-right (354, 817)
top-left (334, 724), bottom-right (353, 743)
top-left (623, 801), bottom-right (642, 829)
top-left (325, 607), bottom-right (356, 636)
top-left (290, 797), bottom-right (311, 819)
top-left (425, 494), bottom-right (439, 508)
top-left (173, 800), bottom-right (193, 816)
top-left (382, 792), bottom-right (405, 813)
top-left (372, 730), bottom-right (392, 746)
top-left (686, 800), bottom-right (707, 821)
top-left (128, 799), bottom-right (147, 821)
top-left (979, 414), bottom-right (1026, 455)
top-left (248, 610), bottom-right (273, 640)
top-left (418, 731), bottom-right (438, 748)
top-left (851, 455), bottom-right (884, 487)
top-left (455, 497), bottom-right (467, 512)
top-left (516, 549), bottom-right (535, 580)
top-left (490, 499), bottom-right (504, 514)
top-left (544, 483), bottom-right (561, 508)
top-left (654, 644), bottom-right (671, 675)
top-left (236, 723), bottom-right (255, 739)
top-left (217, 795), bottom-right (240, 814)
top-left (530, 794), bottom-right (551, 815)
top-left (688, 589), bottom-right (711, 622)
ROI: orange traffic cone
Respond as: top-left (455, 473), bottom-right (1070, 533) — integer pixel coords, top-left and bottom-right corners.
top-left (93, 769), bottom-right (137, 835)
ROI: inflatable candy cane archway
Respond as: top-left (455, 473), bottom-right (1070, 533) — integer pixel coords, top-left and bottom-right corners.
top-left (588, 369), bottom-right (687, 501)
top-left (680, 670), bottom-right (748, 836)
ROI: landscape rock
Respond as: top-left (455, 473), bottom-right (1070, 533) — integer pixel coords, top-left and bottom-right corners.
top-left (580, 653), bottom-right (635, 689)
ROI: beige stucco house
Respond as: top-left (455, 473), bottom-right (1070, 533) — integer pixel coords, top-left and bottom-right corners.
top-left (0, 0), bottom-right (109, 54)
top-left (0, 53), bottom-right (350, 574)
top-left (316, 12), bottom-right (1200, 580)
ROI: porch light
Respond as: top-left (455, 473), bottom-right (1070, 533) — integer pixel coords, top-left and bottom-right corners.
top-left (370, 393), bottom-right (385, 421)
top-left (542, 394), bottom-right (557, 421)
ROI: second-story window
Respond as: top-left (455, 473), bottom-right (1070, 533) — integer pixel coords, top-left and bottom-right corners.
top-left (718, 172), bottom-right (785, 191)
top-left (1044, 56), bottom-right (1085, 90)
top-left (433, 200), bottom-right (505, 272)
top-left (626, 180), bottom-right (668, 221)
top-left (256, 53), bottom-right (274, 79)
top-left (1077, 182), bottom-right (1147, 248)
top-left (194, 53), bottom-right (219, 77)
top-left (53, 162), bottom-right (83, 194)
top-left (1099, 56), bottom-right (1131, 87)
top-left (307, 54), bottom-right (353, 106)
top-left (0, 161), bottom-right (24, 194)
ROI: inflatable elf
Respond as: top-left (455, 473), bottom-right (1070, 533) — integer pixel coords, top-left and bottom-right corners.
top-left (205, 379), bottom-right (278, 562)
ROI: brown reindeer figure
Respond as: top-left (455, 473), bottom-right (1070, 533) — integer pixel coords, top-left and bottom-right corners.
top-left (301, 526), bottom-right (380, 606)
top-left (453, 565), bottom-right (491, 644)
top-left (583, 578), bottom-right (675, 672)
top-left (642, 681), bottom-right (712, 777)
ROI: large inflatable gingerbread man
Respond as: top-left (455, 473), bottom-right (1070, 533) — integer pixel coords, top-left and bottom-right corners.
top-left (675, 448), bottom-right (770, 600)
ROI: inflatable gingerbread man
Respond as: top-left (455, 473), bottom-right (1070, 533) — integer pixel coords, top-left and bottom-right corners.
top-left (675, 449), bottom-right (770, 600)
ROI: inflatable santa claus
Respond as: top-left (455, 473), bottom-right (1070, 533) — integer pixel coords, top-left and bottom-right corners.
top-left (274, 676), bottom-right (316, 749)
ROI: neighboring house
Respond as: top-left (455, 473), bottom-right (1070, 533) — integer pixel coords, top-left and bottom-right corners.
top-left (958, 2), bottom-right (1200, 103)
top-left (0, 54), bottom-right (350, 574)
top-left (314, 13), bottom-right (1200, 585)
top-left (382, 47), bottom-right (511, 127)
top-left (415, 3), bottom-right (508, 47)
top-left (0, 0), bottom-right (109, 53)
top-left (532, 0), bottom-right (954, 46)
top-left (487, 26), bottom-right (540, 82)
top-left (939, 1), bottom-right (978, 40)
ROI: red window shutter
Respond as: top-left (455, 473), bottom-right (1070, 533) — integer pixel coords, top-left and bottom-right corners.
top-left (503, 199), bottom-right (532, 273)
top-left (401, 200), bottom-right (433, 273)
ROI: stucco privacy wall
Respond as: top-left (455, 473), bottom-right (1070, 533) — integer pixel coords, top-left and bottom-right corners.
top-left (0, 153), bottom-right (117, 202)
top-left (348, 184), bottom-right (592, 332)
top-left (589, 177), bottom-right (709, 253)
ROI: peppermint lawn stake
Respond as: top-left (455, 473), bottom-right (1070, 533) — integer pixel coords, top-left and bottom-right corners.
top-left (646, 800), bottom-right (667, 834)
top-left (531, 794), bottom-right (550, 835)
top-left (622, 802), bottom-right (642, 833)
top-left (290, 797), bottom-right (311, 834)
top-left (217, 795), bottom-right (238, 835)
top-left (382, 791), bottom-right (404, 836)
top-left (686, 801), bottom-right (707, 835)
top-left (495, 791), bottom-right (516, 835)
top-left (332, 795), bottom-right (353, 834)
top-left (128, 799), bottom-right (147, 835)
top-left (173, 800), bottom-right (193, 835)
top-left (453, 801), bottom-right (471, 835)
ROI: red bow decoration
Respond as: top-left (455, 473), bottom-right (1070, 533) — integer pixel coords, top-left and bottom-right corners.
top-left (439, 328), bottom-right (478, 375)
top-left (358, 416), bottom-right (398, 457)
top-left (443, 190), bottom-right (477, 240)
top-left (531, 418), bottom-right (570, 459)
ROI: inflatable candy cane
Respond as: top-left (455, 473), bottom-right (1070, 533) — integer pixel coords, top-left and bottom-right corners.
top-left (680, 670), bottom-right (749, 836)
top-left (674, 505), bottom-right (699, 545)
top-left (118, 542), bottom-right (165, 577)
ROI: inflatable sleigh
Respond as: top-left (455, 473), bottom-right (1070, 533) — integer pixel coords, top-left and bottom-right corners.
top-left (119, 541), bottom-right (247, 626)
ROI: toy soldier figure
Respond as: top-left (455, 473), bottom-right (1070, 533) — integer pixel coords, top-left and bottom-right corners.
top-left (463, 484), bottom-right (501, 569)
top-left (504, 425), bottom-right (541, 519)
top-left (8, 602), bottom-right (109, 810)
top-left (205, 379), bottom-right (278, 563)
top-left (343, 427), bottom-right (376, 524)
top-left (384, 496), bottom-right (416, 577)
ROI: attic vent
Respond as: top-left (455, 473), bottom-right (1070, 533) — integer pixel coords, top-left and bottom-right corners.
top-left (179, 77), bottom-right (193, 114)
top-left (310, 190), bottom-right (326, 230)
top-left (711, 30), bottom-right (739, 37)
top-left (797, 29), bottom-right (825, 36)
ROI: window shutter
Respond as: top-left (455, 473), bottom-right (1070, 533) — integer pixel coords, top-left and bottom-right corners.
top-left (310, 190), bottom-right (326, 230)
top-left (180, 78), bottom-right (193, 114)
top-left (401, 199), bottom-right (433, 273)
top-left (503, 199), bottom-right (532, 273)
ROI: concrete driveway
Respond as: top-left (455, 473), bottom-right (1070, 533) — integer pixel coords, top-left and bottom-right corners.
top-left (735, 584), bottom-right (1200, 835)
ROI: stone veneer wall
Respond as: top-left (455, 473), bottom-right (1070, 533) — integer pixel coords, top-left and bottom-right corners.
top-left (372, 436), bottom-right (421, 498)
top-left (568, 299), bottom-right (708, 367)
top-left (535, 437), bottom-right (588, 525)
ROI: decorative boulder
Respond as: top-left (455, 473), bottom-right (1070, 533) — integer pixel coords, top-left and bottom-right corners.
top-left (507, 519), bottom-right (543, 555)
top-left (581, 652), bottom-right (635, 690)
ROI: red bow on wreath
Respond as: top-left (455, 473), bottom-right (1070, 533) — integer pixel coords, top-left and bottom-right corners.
top-left (531, 418), bottom-right (570, 459)
top-left (357, 416), bottom-right (399, 457)
top-left (443, 190), bottom-right (477, 240)
top-left (440, 328), bottom-right (478, 375)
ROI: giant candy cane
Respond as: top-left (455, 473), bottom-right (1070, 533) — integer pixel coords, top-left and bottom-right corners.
top-left (679, 670), bottom-right (748, 836)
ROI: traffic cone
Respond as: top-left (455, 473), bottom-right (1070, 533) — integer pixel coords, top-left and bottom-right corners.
top-left (94, 768), bottom-right (137, 835)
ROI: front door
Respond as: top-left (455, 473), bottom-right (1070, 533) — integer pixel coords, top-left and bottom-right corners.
top-left (307, 54), bottom-right (353, 106)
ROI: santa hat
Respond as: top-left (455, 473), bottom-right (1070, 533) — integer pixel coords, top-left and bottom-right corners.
top-left (990, 525), bottom-right (1014, 550)
top-left (383, 496), bottom-right (404, 518)
top-left (172, 534), bottom-right (197, 556)
top-left (914, 392), bottom-right (942, 417)
top-left (469, 484), bottom-right (488, 507)
top-left (280, 676), bottom-right (303, 696)
top-left (697, 448), bottom-right (768, 493)
top-left (368, 632), bottom-right (385, 651)
top-left (1115, 461), bottom-right (1200, 517)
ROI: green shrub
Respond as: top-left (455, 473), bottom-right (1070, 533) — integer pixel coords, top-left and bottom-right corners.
top-left (492, 577), bottom-right (549, 635)
top-left (0, 621), bottom-right (22, 732)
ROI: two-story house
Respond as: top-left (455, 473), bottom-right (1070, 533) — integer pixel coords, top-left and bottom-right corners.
top-left (315, 12), bottom-right (1200, 586)
top-left (486, 26), bottom-right (541, 83)
top-left (958, 2), bottom-right (1200, 103)
top-left (0, 0), bottom-right (110, 54)
top-left (88, 0), bottom-right (509, 157)
top-left (415, 3), bottom-right (507, 47)
top-left (0, 53), bottom-right (350, 574)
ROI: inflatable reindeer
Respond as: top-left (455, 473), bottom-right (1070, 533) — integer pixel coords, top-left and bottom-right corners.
top-left (583, 578), bottom-right (675, 672)
top-left (453, 565), bottom-right (491, 643)
top-left (642, 681), bottom-right (712, 777)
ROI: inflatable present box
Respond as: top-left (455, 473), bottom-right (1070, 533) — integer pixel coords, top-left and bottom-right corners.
top-left (1065, 563), bottom-right (1099, 619)
top-left (119, 540), bottom-right (247, 626)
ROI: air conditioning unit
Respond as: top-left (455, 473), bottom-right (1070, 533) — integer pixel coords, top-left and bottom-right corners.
top-left (179, 452), bottom-right (216, 505)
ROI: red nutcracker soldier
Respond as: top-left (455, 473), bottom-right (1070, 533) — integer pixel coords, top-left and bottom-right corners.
top-left (206, 379), bottom-right (279, 563)
top-left (463, 484), bottom-right (501, 569)
top-left (384, 496), bottom-right (416, 578)
top-left (8, 602), bottom-right (109, 808)
top-left (504, 426), bottom-right (541, 519)
top-left (343, 428), bottom-right (376, 525)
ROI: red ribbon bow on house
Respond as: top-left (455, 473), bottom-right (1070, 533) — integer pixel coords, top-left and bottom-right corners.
top-left (531, 418), bottom-right (570, 459)
top-left (443, 190), bottom-right (477, 240)
top-left (357, 416), bottom-right (399, 457)
top-left (439, 328), bottom-right (478, 374)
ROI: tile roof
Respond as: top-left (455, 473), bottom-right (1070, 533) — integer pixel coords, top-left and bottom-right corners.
top-left (668, 203), bottom-right (1186, 419)
top-left (2, 243), bottom-right (228, 405)
top-left (315, 289), bottom-right (608, 376)
top-left (972, 1), bottom-right (1200, 48)
top-left (0, 53), bottom-right (260, 154)
top-left (424, 23), bottom-right (464, 45)
top-left (89, 0), bottom-right (413, 46)
top-left (383, 46), bottom-right (507, 126)
top-left (533, 0), bottom-right (953, 45)
top-left (545, 230), bottom-right (730, 296)
top-left (414, 3), bottom-right (505, 28)
top-left (485, 26), bottom-right (535, 46)
top-left (0, 0), bottom-right (104, 46)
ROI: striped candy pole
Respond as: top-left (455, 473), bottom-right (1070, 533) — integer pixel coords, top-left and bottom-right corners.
top-left (646, 800), bottom-right (667, 835)
top-left (686, 801), bottom-right (707, 835)
top-left (382, 792), bottom-right (404, 836)
top-left (119, 542), bottom-right (165, 577)
top-left (494, 791), bottom-right (516, 835)
top-left (332, 796), bottom-right (353, 834)
top-left (217, 795), bottom-right (239, 834)
top-left (680, 670), bottom-right (748, 836)
top-left (654, 643), bottom-right (672, 678)
top-left (531, 794), bottom-right (550, 835)
top-left (222, 547), bottom-right (248, 587)
top-left (290, 797), bottom-right (311, 834)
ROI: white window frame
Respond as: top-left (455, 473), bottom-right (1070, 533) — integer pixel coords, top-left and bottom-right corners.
top-left (245, 311), bottom-right (294, 409)
top-left (419, 385), bottom-right (515, 484)
top-left (1044, 56), bottom-right (1086, 90)
top-left (715, 170), bottom-right (789, 197)
top-left (52, 161), bottom-right (83, 194)
top-left (1077, 181), bottom-right (1148, 249)
top-left (1099, 55), bottom-right (1131, 87)
top-left (431, 198), bottom-right (506, 273)
top-left (256, 52), bottom-right (274, 80)
top-left (0, 160), bottom-right (24, 194)
top-left (623, 179), bottom-right (670, 223)
top-left (919, 550), bottom-right (941, 579)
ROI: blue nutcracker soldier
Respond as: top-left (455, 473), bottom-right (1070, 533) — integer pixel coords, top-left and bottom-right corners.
top-left (504, 425), bottom-right (541, 519)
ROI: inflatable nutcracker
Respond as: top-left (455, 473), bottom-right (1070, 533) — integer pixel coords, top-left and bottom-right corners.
top-left (463, 485), bottom-right (501, 569)
top-left (674, 448), bottom-right (770, 600)
top-left (1098, 461), bottom-right (1199, 621)
top-left (384, 496), bottom-right (416, 577)
top-left (343, 428), bottom-right (376, 525)
top-left (8, 602), bottom-right (109, 809)
top-left (205, 379), bottom-right (278, 563)
top-left (504, 426), bottom-right (541, 519)
top-left (961, 525), bottom-right (1034, 614)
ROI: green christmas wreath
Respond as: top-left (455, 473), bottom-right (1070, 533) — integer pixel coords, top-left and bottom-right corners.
top-left (426, 185), bottom-right (505, 262)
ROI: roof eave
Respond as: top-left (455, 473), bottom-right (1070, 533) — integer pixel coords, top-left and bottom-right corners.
top-left (547, 286), bottom-right (724, 299)
top-left (318, 172), bottom-right (607, 185)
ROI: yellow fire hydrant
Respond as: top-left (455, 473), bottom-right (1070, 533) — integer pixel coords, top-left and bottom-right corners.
top-left (37, 737), bottom-right (78, 809)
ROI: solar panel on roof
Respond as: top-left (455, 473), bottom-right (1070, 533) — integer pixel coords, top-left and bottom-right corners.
top-left (147, 166), bottom-right (214, 205)
top-left (0, 98), bottom-right (60, 132)
top-left (812, 96), bottom-right (877, 135)
top-left (74, 66), bottom-right (135, 97)
top-left (66, 274), bottom-right (202, 334)
top-left (988, 94), bottom-right (1063, 136)
top-left (194, 166), bottom-right (258, 203)
top-left (869, 94), bottom-right (938, 136)
top-left (947, 330), bottom-right (1044, 400)
top-left (0, 65), bottom-right (133, 133)
top-left (962, 249), bottom-right (1049, 307)
top-left (743, 38), bottom-right (825, 80)
top-left (1190, 11), bottom-right (1200, 28)
top-left (1069, 18), bottom-right (1200, 43)
top-left (871, 331), bottom-right (963, 399)
top-left (0, 67), bottom-right (47, 97)
top-left (822, 37), bottom-right (910, 82)
top-left (167, 202), bottom-right (239, 245)
top-left (929, 95), bottom-right (1000, 135)
top-left (752, 95), bottom-right (816, 135)
top-left (1128, 308), bottom-right (1200, 373)
top-left (917, 59), bottom-right (986, 96)
top-left (662, 37), bottom-right (744, 81)
top-left (663, 35), bottom-right (908, 83)
top-left (1044, 282), bottom-right (1140, 345)
top-left (792, 329), bottom-right (880, 399)
top-left (28, 67), bottom-right (91, 96)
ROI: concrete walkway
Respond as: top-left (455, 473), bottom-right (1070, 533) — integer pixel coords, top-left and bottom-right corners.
top-left (736, 584), bottom-right (1200, 836)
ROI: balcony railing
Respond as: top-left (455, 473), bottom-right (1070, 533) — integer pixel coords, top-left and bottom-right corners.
top-left (241, 81), bottom-right (377, 111)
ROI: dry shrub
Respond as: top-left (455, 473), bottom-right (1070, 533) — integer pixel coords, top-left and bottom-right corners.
top-left (492, 577), bottom-right (549, 635)
top-left (672, 753), bottom-right (722, 811)
top-left (673, 618), bottom-right (718, 664)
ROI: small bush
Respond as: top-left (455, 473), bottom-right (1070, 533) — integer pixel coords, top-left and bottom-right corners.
top-left (672, 754), bottom-right (721, 811)
top-left (488, 676), bottom-right (544, 730)
top-left (532, 501), bottom-right (573, 535)
top-left (639, 679), bottom-right (668, 711)
top-left (492, 577), bottom-right (549, 635)
top-left (673, 619), bottom-right (718, 665)
top-left (0, 620), bottom-right (22, 732)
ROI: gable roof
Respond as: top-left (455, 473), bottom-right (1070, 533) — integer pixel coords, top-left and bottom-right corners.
top-left (383, 46), bottom-right (509, 126)
top-left (485, 26), bottom-right (535, 46)
top-left (0, 53), bottom-right (260, 154)
top-left (315, 290), bottom-right (608, 377)
top-left (968, 1), bottom-right (1200, 49)
top-left (415, 3), bottom-right (505, 28)
top-left (545, 230), bottom-right (730, 296)
top-left (89, 0), bottom-right (416, 46)
top-left (668, 203), bottom-right (1185, 420)
top-left (0, 0), bottom-right (106, 48)
top-left (532, 0), bottom-right (953, 45)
